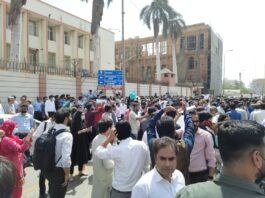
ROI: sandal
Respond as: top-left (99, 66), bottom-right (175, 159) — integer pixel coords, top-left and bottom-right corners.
top-left (79, 172), bottom-right (88, 177)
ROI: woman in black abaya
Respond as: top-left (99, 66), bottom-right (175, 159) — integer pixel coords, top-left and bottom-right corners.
top-left (69, 105), bottom-right (90, 181)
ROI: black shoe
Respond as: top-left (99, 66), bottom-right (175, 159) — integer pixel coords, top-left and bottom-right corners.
top-left (79, 172), bottom-right (88, 177)
top-left (23, 161), bottom-right (33, 168)
top-left (39, 194), bottom-right (48, 198)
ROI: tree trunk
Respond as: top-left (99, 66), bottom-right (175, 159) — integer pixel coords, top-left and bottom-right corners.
top-left (155, 37), bottom-right (161, 81)
top-left (172, 39), bottom-right (178, 84)
top-left (91, 30), bottom-right (100, 76)
top-left (90, 0), bottom-right (104, 76)
top-left (9, 13), bottom-right (21, 63)
top-left (9, 0), bottom-right (27, 63)
top-left (91, 0), bottom-right (104, 35)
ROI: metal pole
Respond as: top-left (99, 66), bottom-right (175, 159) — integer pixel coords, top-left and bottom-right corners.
top-left (222, 49), bottom-right (233, 96)
top-left (122, 0), bottom-right (125, 97)
top-left (222, 54), bottom-right (226, 96)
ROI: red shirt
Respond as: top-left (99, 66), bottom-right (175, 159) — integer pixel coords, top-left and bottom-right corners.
top-left (124, 109), bottom-right (131, 121)
top-left (85, 106), bottom-right (104, 127)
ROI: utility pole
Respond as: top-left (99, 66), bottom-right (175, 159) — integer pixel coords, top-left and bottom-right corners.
top-left (222, 49), bottom-right (233, 96)
top-left (122, 0), bottom-right (126, 97)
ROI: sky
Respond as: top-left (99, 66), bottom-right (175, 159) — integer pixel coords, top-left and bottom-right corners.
top-left (42, 0), bottom-right (265, 87)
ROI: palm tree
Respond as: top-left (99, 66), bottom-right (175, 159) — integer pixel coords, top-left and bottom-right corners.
top-left (168, 11), bottom-right (185, 84)
top-left (8, 0), bottom-right (27, 62)
top-left (81, 0), bottom-right (112, 75)
top-left (140, 0), bottom-right (173, 81)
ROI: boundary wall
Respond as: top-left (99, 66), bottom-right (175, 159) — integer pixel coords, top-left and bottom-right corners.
top-left (0, 71), bottom-right (191, 103)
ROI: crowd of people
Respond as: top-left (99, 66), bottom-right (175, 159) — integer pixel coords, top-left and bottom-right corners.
top-left (1, 90), bottom-right (265, 198)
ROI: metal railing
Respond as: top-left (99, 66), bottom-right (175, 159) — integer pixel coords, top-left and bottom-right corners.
top-left (0, 59), bottom-right (94, 78)
top-left (0, 59), bottom-right (170, 86)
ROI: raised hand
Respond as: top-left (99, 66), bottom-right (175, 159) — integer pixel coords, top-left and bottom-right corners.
top-left (108, 128), bottom-right (117, 143)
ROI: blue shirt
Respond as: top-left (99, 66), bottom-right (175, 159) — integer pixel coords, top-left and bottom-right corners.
top-left (59, 99), bottom-right (65, 107)
top-left (247, 105), bottom-right (254, 119)
top-left (227, 110), bottom-right (241, 120)
top-left (11, 113), bottom-right (34, 133)
top-left (28, 105), bottom-right (35, 115)
top-left (147, 109), bottom-right (195, 153)
top-left (33, 101), bottom-right (42, 112)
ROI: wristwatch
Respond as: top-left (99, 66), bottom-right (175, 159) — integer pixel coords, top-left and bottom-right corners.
top-left (208, 175), bottom-right (214, 180)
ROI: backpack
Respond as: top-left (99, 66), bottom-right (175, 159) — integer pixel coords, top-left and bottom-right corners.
top-left (32, 127), bottom-right (68, 172)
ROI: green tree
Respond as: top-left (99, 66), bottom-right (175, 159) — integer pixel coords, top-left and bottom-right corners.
top-left (224, 78), bottom-right (250, 94)
top-left (8, 0), bottom-right (27, 62)
top-left (81, 0), bottom-right (112, 75)
top-left (140, 0), bottom-right (173, 81)
top-left (167, 11), bottom-right (185, 84)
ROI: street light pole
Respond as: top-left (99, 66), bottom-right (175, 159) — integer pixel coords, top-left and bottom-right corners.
top-left (122, 0), bottom-right (126, 97)
top-left (223, 49), bottom-right (233, 96)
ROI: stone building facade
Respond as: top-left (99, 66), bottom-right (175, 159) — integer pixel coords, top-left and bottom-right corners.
top-left (115, 23), bottom-right (223, 95)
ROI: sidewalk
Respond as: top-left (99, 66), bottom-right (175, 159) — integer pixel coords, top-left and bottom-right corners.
top-left (23, 163), bottom-right (93, 198)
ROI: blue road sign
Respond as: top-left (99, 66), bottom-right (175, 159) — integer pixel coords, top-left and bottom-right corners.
top-left (98, 70), bottom-right (123, 86)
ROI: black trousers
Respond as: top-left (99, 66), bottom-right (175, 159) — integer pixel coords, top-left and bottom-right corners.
top-left (189, 169), bottom-right (208, 184)
top-left (39, 171), bottom-right (51, 196)
top-left (43, 168), bottom-right (67, 198)
top-left (34, 111), bottom-right (43, 121)
top-left (48, 111), bottom-right (55, 118)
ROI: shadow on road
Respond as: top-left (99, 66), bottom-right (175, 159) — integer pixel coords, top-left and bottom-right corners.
top-left (88, 174), bottom-right (93, 185)
top-left (66, 175), bottom-right (88, 196)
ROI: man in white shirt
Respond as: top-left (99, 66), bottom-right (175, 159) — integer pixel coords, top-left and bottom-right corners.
top-left (129, 102), bottom-right (147, 138)
top-left (102, 104), bottom-right (117, 124)
top-left (210, 106), bottom-right (220, 124)
top-left (249, 103), bottom-right (260, 121)
top-left (11, 104), bottom-right (35, 165)
top-left (250, 102), bottom-right (265, 124)
top-left (132, 137), bottom-right (185, 198)
top-left (119, 99), bottom-right (127, 120)
top-left (4, 96), bottom-right (16, 114)
top-left (42, 109), bottom-right (73, 198)
top-left (45, 95), bottom-right (56, 118)
top-left (95, 121), bottom-right (150, 198)
top-left (113, 103), bottom-right (121, 121)
top-left (217, 101), bottom-right (226, 114)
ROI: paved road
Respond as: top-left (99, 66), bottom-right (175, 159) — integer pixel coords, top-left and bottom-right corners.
top-left (23, 163), bottom-right (93, 198)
